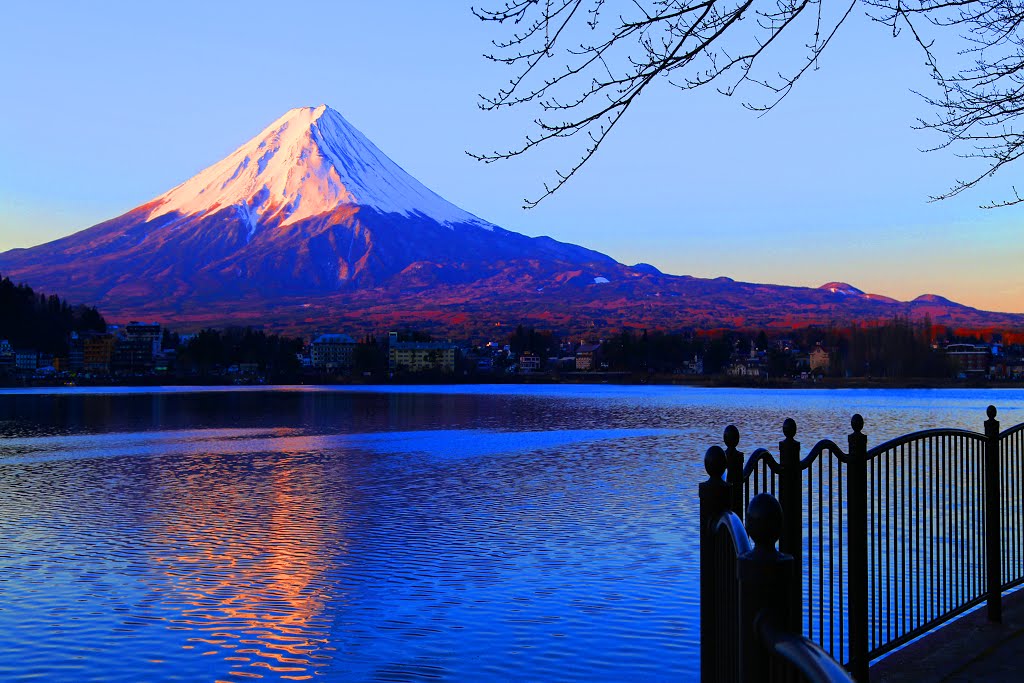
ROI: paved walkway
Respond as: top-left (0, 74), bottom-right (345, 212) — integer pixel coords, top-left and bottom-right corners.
top-left (870, 588), bottom-right (1024, 682)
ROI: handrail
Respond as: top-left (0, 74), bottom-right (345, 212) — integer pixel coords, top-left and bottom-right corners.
top-left (1001, 421), bottom-right (1024, 439)
top-left (758, 614), bottom-right (856, 683)
top-left (866, 427), bottom-right (986, 459)
top-left (800, 438), bottom-right (849, 469)
top-left (742, 447), bottom-right (780, 480)
top-left (714, 509), bottom-right (753, 557)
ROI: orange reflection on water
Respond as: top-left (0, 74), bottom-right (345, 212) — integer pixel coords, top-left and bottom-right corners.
top-left (145, 443), bottom-right (349, 680)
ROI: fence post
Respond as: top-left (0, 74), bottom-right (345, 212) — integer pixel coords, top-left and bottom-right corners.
top-left (847, 414), bottom-right (869, 682)
top-left (985, 405), bottom-right (1002, 623)
top-left (700, 445), bottom-right (730, 681)
top-left (778, 418), bottom-right (802, 633)
top-left (724, 425), bottom-right (745, 519)
top-left (739, 493), bottom-right (794, 683)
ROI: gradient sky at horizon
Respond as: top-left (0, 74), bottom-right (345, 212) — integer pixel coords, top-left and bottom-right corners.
top-left (1, 1), bottom-right (1021, 312)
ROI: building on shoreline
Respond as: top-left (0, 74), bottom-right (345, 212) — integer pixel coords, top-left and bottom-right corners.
top-left (519, 353), bottom-right (541, 374)
top-left (388, 332), bottom-right (457, 374)
top-left (82, 333), bottom-right (116, 374)
top-left (809, 344), bottom-right (831, 373)
top-left (311, 333), bottom-right (357, 372)
top-left (575, 343), bottom-right (602, 371)
top-left (946, 343), bottom-right (991, 376)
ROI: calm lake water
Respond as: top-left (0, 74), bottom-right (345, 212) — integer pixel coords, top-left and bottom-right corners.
top-left (1, 385), bottom-right (1022, 681)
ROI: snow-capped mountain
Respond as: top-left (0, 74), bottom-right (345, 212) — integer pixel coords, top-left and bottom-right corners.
top-left (149, 105), bottom-right (493, 231)
top-left (0, 105), bottom-right (1021, 336)
top-left (0, 105), bottom-right (613, 306)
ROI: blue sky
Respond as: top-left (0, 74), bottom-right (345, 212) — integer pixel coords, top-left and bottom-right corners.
top-left (1, 1), bottom-right (1021, 312)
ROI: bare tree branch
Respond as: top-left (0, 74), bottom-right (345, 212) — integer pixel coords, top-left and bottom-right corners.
top-left (865, 0), bottom-right (1024, 206)
top-left (474, 0), bottom-right (1024, 209)
top-left (471, 0), bottom-right (853, 206)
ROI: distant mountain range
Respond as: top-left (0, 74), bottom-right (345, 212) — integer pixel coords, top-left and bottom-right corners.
top-left (1, 105), bottom-right (1021, 337)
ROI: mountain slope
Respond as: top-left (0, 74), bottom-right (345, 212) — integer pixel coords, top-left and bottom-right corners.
top-left (148, 105), bottom-right (493, 230)
top-left (1, 105), bottom-right (1021, 336)
top-left (0, 106), bottom-right (614, 308)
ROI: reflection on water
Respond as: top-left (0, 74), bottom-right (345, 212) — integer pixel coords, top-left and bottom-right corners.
top-left (148, 450), bottom-right (337, 681)
top-left (0, 386), bottom-right (1022, 681)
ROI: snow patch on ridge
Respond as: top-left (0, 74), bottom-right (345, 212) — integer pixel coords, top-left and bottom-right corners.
top-left (148, 105), bottom-right (495, 230)
top-left (819, 282), bottom-right (864, 296)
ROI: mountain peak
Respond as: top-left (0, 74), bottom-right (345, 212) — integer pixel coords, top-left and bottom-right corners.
top-left (913, 293), bottom-right (961, 306)
top-left (148, 104), bottom-right (492, 230)
top-left (819, 282), bottom-right (864, 296)
top-left (277, 104), bottom-right (333, 125)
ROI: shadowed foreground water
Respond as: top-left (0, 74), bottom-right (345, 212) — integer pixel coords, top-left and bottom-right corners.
top-left (0, 385), bottom-right (1021, 681)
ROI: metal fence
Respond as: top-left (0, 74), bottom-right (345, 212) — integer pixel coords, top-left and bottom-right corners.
top-left (704, 406), bottom-right (1024, 682)
top-left (701, 447), bottom-right (854, 683)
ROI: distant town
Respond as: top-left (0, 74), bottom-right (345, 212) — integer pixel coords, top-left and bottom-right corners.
top-left (4, 320), bottom-right (1024, 387)
top-left (2, 274), bottom-right (1022, 387)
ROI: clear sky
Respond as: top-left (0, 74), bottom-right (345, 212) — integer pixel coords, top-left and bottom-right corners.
top-left (1, 1), bottom-right (1021, 312)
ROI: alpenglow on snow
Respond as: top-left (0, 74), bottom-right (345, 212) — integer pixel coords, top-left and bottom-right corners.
top-left (148, 105), bottom-right (494, 229)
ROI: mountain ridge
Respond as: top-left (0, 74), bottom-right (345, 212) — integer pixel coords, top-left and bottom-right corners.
top-left (1, 105), bottom-right (1021, 337)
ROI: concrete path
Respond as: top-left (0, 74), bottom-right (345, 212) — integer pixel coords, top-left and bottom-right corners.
top-left (870, 588), bottom-right (1024, 682)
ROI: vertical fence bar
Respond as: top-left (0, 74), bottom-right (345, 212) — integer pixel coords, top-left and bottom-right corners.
top-left (724, 425), bottom-right (744, 520)
top-left (699, 445), bottom-right (731, 680)
top-left (985, 406), bottom-right (1002, 622)
top-left (778, 418), bottom-right (803, 635)
top-left (847, 414), bottom-right (869, 682)
top-left (822, 459), bottom-right (828, 650)
top-left (917, 438), bottom-right (925, 630)
top-left (885, 443), bottom-right (892, 644)
top-left (1016, 430), bottom-right (1023, 584)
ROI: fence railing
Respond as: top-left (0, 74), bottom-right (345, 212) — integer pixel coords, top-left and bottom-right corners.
top-left (702, 405), bottom-right (1024, 682)
top-left (701, 446), bottom-right (854, 682)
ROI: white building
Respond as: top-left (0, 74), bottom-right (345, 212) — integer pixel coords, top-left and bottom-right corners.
top-left (311, 334), bottom-right (357, 372)
top-left (519, 354), bottom-right (542, 373)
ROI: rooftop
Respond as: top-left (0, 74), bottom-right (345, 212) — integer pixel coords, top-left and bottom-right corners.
top-left (313, 334), bottom-right (356, 344)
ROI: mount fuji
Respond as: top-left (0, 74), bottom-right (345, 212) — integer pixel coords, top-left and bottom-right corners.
top-left (1, 105), bottom-right (1021, 336)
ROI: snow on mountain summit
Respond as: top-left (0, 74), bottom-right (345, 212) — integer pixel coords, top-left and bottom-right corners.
top-left (819, 282), bottom-right (865, 296)
top-left (148, 105), bottom-right (493, 229)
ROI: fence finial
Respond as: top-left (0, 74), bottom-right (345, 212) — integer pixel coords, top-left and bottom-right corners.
top-left (724, 424), bottom-right (740, 449)
top-left (782, 417), bottom-right (797, 439)
top-left (705, 445), bottom-right (726, 479)
top-left (851, 413), bottom-right (864, 433)
top-left (746, 493), bottom-right (782, 551)
top-left (723, 425), bottom-right (745, 518)
top-left (987, 405), bottom-right (997, 420)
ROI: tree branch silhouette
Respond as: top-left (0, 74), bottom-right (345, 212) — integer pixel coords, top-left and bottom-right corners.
top-left (473, 0), bottom-right (1024, 209)
top-left (868, 0), bottom-right (1024, 206)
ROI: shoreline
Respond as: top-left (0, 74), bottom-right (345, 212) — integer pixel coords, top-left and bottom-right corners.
top-left (3, 374), bottom-right (1023, 391)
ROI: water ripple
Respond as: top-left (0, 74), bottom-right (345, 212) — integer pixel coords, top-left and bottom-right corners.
top-left (1, 386), bottom-right (1021, 680)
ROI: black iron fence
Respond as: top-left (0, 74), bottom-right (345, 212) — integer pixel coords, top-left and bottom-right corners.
top-left (702, 406), bottom-right (1024, 681)
top-left (701, 447), bottom-right (854, 682)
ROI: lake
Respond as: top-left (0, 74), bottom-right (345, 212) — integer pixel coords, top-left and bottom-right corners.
top-left (1, 385), bottom-right (1022, 681)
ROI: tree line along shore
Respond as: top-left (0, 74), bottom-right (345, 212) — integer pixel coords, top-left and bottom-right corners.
top-left (2, 275), bottom-right (1022, 387)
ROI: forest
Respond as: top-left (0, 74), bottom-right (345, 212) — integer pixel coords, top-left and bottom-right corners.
top-left (0, 275), bottom-right (106, 354)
